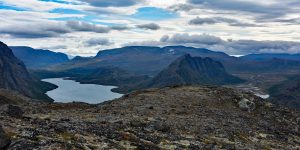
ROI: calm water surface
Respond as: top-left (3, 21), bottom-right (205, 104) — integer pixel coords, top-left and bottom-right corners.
top-left (43, 78), bottom-right (123, 104)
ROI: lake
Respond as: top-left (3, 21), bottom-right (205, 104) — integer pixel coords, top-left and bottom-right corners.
top-left (42, 78), bottom-right (123, 104)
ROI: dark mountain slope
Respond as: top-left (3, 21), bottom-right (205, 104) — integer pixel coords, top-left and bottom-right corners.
top-left (269, 75), bottom-right (300, 109)
top-left (0, 41), bottom-right (54, 101)
top-left (144, 54), bottom-right (244, 88)
top-left (241, 53), bottom-right (300, 61)
top-left (69, 67), bottom-right (151, 93)
top-left (10, 46), bottom-right (69, 69)
top-left (230, 58), bottom-right (300, 73)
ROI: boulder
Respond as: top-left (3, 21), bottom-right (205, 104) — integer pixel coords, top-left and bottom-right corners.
top-left (238, 98), bottom-right (255, 112)
top-left (0, 126), bottom-right (11, 149)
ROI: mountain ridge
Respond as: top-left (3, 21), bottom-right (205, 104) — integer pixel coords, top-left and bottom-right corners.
top-left (10, 46), bottom-right (69, 69)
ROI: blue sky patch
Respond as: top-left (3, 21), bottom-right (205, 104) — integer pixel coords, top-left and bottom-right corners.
top-left (49, 8), bottom-right (82, 14)
top-left (0, 2), bottom-right (26, 11)
top-left (131, 7), bottom-right (178, 20)
top-left (39, 0), bottom-right (70, 4)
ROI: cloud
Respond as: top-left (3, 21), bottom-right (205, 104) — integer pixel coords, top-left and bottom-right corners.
top-left (189, 17), bottom-right (259, 27)
top-left (0, 22), bottom-right (71, 38)
top-left (84, 38), bottom-right (113, 46)
top-left (164, 33), bottom-right (224, 45)
top-left (0, 19), bottom-right (132, 38)
top-left (125, 33), bottom-right (300, 55)
top-left (66, 21), bottom-right (110, 33)
top-left (136, 23), bottom-right (160, 30)
top-left (39, 45), bottom-right (67, 50)
top-left (79, 0), bottom-right (139, 7)
top-left (187, 0), bottom-right (290, 18)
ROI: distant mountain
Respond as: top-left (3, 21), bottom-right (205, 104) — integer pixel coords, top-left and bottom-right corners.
top-left (269, 75), bottom-right (300, 109)
top-left (0, 42), bottom-right (54, 101)
top-left (49, 46), bottom-right (236, 75)
top-left (241, 53), bottom-right (300, 61)
top-left (231, 58), bottom-right (300, 73)
top-left (10, 46), bottom-right (69, 69)
top-left (144, 54), bottom-right (244, 88)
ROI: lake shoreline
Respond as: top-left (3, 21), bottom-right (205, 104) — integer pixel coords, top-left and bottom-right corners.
top-left (42, 78), bottom-right (123, 104)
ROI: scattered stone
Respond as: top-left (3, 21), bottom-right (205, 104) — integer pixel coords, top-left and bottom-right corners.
top-left (0, 104), bottom-right (24, 118)
top-left (0, 126), bottom-right (11, 149)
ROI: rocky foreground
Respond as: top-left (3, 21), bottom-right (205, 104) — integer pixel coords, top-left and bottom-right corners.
top-left (0, 86), bottom-right (300, 150)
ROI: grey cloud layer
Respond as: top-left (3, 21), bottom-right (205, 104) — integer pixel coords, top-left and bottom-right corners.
top-left (84, 38), bottom-right (113, 46)
top-left (188, 0), bottom-right (291, 18)
top-left (189, 17), bottom-right (259, 27)
top-left (0, 20), bottom-right (131, 38)
top-left (136, 23), bottom-right (161, 30)
top-left (127, 33), bottom-right (300, 55)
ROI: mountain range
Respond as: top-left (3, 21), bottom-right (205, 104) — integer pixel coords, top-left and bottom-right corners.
top-left (41, 46), bottom-right (300, 76)
top-left (4, 43), bottom-right (300, 109)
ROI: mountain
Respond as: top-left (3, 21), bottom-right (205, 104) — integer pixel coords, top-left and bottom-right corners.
top-left (269, 75), bottom-right (300, 109)
top-left (230, 58), bottom-right (300, 73)
top-left (49, 46), bottom-right (235, 75)
top-left (241, 53), bottom-right (300, 61)
top-left (48, 46), bottom-right (300, 76)
top-left (0, 41), bottom-right (55, 101)
top-left (144, 54), bottom-right (244, 88)
top-left (10, 46), bottom-right (69, 69)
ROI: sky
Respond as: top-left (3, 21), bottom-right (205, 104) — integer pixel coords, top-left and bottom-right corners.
top-left (1, 0), bottom-right (300, 56)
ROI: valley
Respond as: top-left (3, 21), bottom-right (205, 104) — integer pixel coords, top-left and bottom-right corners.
top-left (2, 1), bottom-right (300, 149)
top-left (1, 41), bottom-right (300, 149)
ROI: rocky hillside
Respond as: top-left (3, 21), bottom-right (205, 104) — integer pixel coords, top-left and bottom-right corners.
top-left (10, 46), bottom-right (69, 69)
top-left (0, 86), bottom-right (299, 149)
top-left (0, 41), bottom-right (54, 101)
top-left (145, 54), bottom-right (243, 88)
top-left (269, 75), bottom-right (300, 109)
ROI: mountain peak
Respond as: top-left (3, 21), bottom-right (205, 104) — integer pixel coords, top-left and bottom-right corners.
top-left (145, 54), bottom-right (244, 88)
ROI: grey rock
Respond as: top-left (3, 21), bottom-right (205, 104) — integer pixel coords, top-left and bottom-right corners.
top-left (238, 98), bottom-right (255, 112)
top-left (0, 126), bottom-right (11, 149)
top-left (0, 104), bottom-right (24, 118)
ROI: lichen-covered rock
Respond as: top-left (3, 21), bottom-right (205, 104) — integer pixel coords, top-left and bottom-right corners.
top-left (0, 86), bottom-right (299, 149)
top-left (238, 98), bottom-right (255, 112)
top-left (0, 126), bottom-right (11, 149)
top-left (0, 104), bottom-right (24, 118)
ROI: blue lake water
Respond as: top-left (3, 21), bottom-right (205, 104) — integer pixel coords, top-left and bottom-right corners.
top-left (42, 78), bottom-right (123, 104)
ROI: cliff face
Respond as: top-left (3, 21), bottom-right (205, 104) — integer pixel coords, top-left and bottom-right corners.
top-left (146, 54), bottom-right (243, 88)
top-left (0, 41), bottom-right (53, 101)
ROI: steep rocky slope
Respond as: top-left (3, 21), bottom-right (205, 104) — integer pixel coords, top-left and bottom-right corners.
top-left (0, 41), bottom-right (54, 101)
top-left (10, 46), bottom-right (69, 69)
top-left (145, 54), bottom-right (243, 88)
top-left (0, 86), bottom-right (299, 149)
top-left (269, 75), bottom-right (300, 109)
